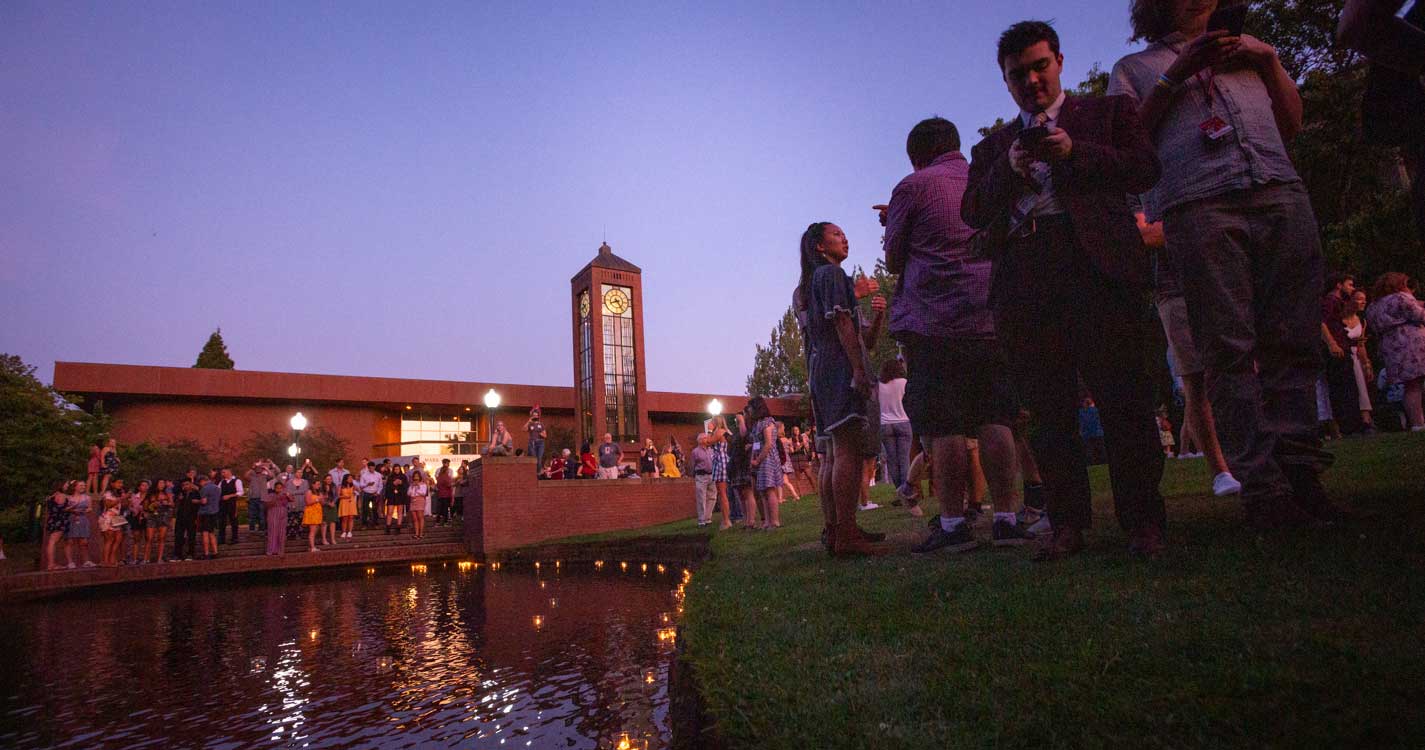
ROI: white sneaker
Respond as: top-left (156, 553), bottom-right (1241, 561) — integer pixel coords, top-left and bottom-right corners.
top-left (1026, 514), bottom-right (1052, 536)
top-left (1212, 472), bottom-right (1242, 497)
top-left (82, 561), bottom-right (96, 568)
top-left (66, 562), bottom-right (76, 569)
top-left (859, 502), bottom-right (880, 511)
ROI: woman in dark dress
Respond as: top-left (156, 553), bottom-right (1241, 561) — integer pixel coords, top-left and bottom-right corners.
top-left (44, 481), bottom-right (74, 570)
top-left (798, 221), bottom-right (887, 556)
top-left (383, 466), bottom-right (409, 534)
top-left (639, 439), bottom-right (659, 479)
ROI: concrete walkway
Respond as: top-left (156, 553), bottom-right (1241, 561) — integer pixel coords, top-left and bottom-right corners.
top-left (4, 522), bottom-right (471, 599)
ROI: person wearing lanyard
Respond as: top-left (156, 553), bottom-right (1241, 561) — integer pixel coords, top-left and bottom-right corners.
top-left (1109, 0), bottom-right (1338, 529)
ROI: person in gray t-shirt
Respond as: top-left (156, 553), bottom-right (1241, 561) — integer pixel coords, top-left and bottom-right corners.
top-left (596, 434), bottom-right (622, 479)
top-left (1110, 5), bottom-right (1330, 525)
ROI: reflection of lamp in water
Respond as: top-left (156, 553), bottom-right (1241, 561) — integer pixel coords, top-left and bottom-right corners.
top-left (458, 561), bottom-right (473, 572)
top-left (660, 612), bottom-right (670, 624)
top-left (539, 580), bottom-right (547, 589)
top-left (644, 670), bottom-right (656, 685)
top-left (309, 629), bottom-right (319, 641)
top-left (616, 733), bottom-right (632, 750)
top-left (657, 627), bottom-right (677, 643)
top-left (549, 597), bottom-right (558, 608)
top-left (640, 563), bottom-right (648, 573)
top-left (366, 567), bottom-right (375, 575)
top-left (532, 615), bottom-right (544, 630)
top-left (377, 656), bottom-right (392, 672)
top-left (594, 560), bottom-right (604, 569)
top-left (411, 563), bottom-right (428, 574)
top-left (534, 561), bottom-right (541, 570)
top-left (620, 561), bottom-right (628, 572)
top-left (657, 564), bottom-right (666, 574)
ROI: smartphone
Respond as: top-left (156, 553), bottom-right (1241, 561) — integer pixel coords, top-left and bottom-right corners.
top-left (1018, 125), bottom-right (1050, 148)
top-left (1207, 3), bottom-right (1247, 36)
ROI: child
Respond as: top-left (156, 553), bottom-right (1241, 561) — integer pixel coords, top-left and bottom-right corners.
top-left (1157, 411), bottom-right (1176, 458)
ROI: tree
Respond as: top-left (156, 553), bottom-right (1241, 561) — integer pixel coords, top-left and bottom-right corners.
top-left (745, 307), bottom-right (807, 399)
top-left (238, 427), bottom-right (351, 473)
top-left (0, 354), bottom-right (110, 536)
top-left (117, 438), bottom-right (216, 483)
top-left (1068, 62), bottom-right (1109, 97)
top-left (194, 328), bottom-right (235, 369)
top-left (1246, 0), bottom-right (1423, 282)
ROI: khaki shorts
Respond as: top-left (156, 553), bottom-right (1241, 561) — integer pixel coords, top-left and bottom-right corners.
top-left (1157, 295), bottom-right (1204, 376)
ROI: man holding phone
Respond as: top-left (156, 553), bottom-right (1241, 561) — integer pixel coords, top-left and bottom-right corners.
top-left (963, 21), bottom-right (1166, 560)
top-left (1110, 0), bottom-right (1337, 528)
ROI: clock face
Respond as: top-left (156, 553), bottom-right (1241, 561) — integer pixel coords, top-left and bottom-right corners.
top-left (579, 291), bottom-right (590, 318)
top-left (603, 288), bottom-right (631, 315)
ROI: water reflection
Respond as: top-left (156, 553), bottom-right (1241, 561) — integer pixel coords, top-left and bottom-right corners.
top-left (0, 562), bottom-right (680, 749)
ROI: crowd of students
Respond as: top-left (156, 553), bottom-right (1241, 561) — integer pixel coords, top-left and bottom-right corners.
top-left (40, 455), bottom-right (471, 570)
top-left (793, 6), bottom-right (1425, 560)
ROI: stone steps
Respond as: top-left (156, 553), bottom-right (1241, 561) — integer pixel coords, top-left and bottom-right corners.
top-left (194, 524), bottom-right (464, 558)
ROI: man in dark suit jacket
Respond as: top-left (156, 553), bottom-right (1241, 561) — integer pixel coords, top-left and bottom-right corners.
top-left (962, 20), bottom-right (1166, 560)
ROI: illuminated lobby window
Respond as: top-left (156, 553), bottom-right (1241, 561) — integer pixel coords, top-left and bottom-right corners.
top-left (399, 414), bottom-right (475, 455)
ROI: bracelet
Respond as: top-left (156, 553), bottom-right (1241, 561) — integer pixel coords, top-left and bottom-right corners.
top-left (1155, 72), bottom-right (1180, 92)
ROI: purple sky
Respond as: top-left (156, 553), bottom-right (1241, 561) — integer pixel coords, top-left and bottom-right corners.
top-left (2, 1), bottom-right (1141, 394)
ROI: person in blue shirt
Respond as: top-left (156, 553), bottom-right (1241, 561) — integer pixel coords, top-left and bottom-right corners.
top-left (197, 475), bottom-right (223, 560)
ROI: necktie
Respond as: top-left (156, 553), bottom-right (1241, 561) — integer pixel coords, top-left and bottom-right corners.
top-left (1007, 111), bottom-right (1053, 239)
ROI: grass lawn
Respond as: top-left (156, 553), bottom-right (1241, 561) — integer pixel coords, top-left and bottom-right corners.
top-left (680, 433), bottom-right (1425, 749)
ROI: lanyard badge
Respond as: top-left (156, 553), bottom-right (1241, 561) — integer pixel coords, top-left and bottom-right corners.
top-left (1193, 67), bottom-right (1235, 142)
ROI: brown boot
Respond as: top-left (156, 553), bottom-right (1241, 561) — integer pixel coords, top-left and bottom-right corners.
top-left (832, 494), bottom-right (888, 557)
top-left (1032, 525), bottom-right (1085, 562)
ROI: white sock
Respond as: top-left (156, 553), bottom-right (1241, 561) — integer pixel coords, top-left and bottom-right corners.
top-left (939, 515), bottom-right (964, 533)
top-left (993, 512), bottom-right (1017, 525)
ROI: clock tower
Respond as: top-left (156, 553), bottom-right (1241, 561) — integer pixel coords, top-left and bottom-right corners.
top-left (571, 242), bottom-right (650, 450)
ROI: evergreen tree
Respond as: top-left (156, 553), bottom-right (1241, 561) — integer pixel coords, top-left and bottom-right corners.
top-left (745, 307), bottom-right (806, 399)
top-left (194, 328), bottom-right (235, 369)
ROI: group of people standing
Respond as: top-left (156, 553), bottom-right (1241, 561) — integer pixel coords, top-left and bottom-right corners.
top-left (1318, 272), bottom-right (1425, 436)
top-left (798, 6), bottom-right (1424, 559)
top-left (41, 453), bottom-right (471, 570)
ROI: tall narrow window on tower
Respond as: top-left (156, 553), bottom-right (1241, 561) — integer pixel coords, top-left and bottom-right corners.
top-left (578, 289), bottom-right (594, 441)
top-left (601, 284), bottom-right (637, 441)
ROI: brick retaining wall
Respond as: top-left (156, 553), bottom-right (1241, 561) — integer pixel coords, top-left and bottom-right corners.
top-left (467, 457), bottom-right (700, 556)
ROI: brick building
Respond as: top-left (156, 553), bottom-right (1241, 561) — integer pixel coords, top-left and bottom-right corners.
top-left (52, 243), bottom-right (799, 466)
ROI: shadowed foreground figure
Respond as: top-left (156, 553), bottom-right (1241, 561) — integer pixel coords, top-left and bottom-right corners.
top-left (963, 20), bottom-right (1166, 559)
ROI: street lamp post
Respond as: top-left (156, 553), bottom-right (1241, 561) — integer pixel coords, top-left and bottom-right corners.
top-left (289, 411), bottom-right (308, 461)
top-left (483, 389), bottom-right (501, 453)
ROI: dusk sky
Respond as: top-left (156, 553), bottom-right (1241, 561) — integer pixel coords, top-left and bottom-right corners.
top-left (2, 1), bottom-right (1141, 395)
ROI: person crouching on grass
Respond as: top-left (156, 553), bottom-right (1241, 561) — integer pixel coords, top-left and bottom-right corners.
top-left (796, 222), bottom-right (890, 556)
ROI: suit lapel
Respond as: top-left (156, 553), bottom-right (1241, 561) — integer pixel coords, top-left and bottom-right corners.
top-left (1056, 94), bottom-right (1078, 135)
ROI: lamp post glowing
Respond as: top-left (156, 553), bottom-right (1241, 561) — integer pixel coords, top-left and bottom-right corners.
top-left (707, 399), bottom-right (722, 417)
top-left (483, 389), bottom-right (501, 452)
top-left (289, 411), bottom-right (307, 460)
